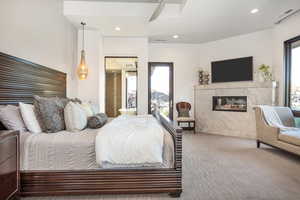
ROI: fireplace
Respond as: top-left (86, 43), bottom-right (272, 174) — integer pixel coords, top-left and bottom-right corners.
top-left (212, 96), bottom-right (247, 112)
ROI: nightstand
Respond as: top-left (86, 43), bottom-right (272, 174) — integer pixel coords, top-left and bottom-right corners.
top-left (177, 118), bottom-right (196, 133)
top-left (0, 131), bottom-right (20, 200)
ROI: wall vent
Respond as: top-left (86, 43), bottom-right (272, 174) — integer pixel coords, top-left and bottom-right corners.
top-left (275, 8), bottom-right (300, 24)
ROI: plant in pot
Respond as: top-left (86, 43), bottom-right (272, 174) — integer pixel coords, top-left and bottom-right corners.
top-left (258, 64), bottom-right (273, 82)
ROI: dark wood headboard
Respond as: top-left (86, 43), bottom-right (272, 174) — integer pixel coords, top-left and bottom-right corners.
top-left (0, 52), bottom-right (66, 105)
top-left (0, 52), bottom-right (67, 129)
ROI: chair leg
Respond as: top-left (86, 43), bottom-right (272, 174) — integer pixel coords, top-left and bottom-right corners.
top-left (257, 140), bottom-right (260, 148)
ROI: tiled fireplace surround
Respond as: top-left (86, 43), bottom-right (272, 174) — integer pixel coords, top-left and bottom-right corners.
top-left (194, 82), bottom-right (276, 139)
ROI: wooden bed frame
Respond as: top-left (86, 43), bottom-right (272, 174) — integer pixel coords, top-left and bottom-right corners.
top-left (0, 52), bottom-right (183, 198)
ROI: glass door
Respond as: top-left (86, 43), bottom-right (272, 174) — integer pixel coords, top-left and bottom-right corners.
top-left (290, 41), bottom-right (300, 110)
top-left (285, 36), bottom-right (300, 116)
top-left (148, 62), bottom-right (174, 120)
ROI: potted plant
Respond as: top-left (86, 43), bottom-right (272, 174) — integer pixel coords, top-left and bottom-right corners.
top-left (258, 64), bottom-right (273, 82)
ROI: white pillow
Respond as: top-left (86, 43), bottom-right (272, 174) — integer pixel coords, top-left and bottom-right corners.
top-left (80, 102), bottom-right (94, 117)
top-left (64, 102), bottom-right (87, 132)
top-left (90, 103), bottom-right (100, 115)
top-left (19, 102), bottom-right (42, 134)
top-left (0, 105), bottom-right (27, 131)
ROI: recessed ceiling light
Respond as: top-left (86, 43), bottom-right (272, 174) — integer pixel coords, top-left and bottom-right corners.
top-left (115, 26), bottom-right (121, 31)
top-left (251, 8), bottom-right (259, 14)
top-left (173, 35), bottom-right (179, 39)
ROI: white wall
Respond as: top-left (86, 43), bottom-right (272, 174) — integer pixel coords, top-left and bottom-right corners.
top-left (272, 12), bottom-right (300, 105)
top-left (149, 44), bottom-right (200, 118)
top-left (73, 15), bottom-right (299, 123)
top-left (0, 0), bottom-right (77, 97)
top-left (77, 30), bottom-right (104, 110)
top-left (196, 29), bottom-right (273, 80)
top-left (103, 37), bottom-right (149, 114)
top-left (149, 30), bottom-right (273, 119)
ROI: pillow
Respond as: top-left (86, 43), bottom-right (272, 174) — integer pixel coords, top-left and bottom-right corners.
top-left (19, 102), bottom-right (42, 134)
top-left (64, 102), bottom-right (87, 132)
top-left (58, 97), bottom-right (82, 108)
top-left (80, 102), bottom-right (94, 117)
top-left (0, 105), bottom-right (27, 131)
top-left (72, 98), bottom-right (82, 104)
top-left (33, 95), bottom-right (65, 133)
top-left (90, 103), bottom-right (100, 115)
top-left (87, 113), bottom-right (108, 129)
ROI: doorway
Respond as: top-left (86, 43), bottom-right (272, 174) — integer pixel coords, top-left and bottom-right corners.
top-left (148, 62), bottom-right (174, 120)
top-left (105, 57), bottom-right (138, 117)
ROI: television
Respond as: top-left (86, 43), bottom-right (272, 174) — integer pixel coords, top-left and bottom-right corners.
top-left (211, 56), bottom-right (253, 83)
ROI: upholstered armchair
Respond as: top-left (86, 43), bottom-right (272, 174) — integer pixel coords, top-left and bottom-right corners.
top-left (254, 106), bottom-right (300, 156)
top-left (176, 102), bottom-right (195, 133)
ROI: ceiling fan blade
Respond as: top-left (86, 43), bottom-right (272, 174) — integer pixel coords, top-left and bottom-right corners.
top-left (149, 0), bottom-right (166, 22)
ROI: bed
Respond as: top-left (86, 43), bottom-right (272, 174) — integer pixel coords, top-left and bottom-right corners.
top-left (0, 52), bottom-right (183, 198)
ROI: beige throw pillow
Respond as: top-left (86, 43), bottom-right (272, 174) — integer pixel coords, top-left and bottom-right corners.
top-left (80, 102), bottom-right (94, 117)
top-left (64, 102), bottom-right (87, 132)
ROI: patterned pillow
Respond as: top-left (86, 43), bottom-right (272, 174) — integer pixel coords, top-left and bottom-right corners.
top-left (33, 95), bottom-right (65, 133)
top-left (58, 97), bottom-right (82, 108)
top-left (87, 113), bottom-right (108, 129)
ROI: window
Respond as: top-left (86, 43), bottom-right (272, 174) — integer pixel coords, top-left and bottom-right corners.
top-left (285, 36), bottom-right (300, 113)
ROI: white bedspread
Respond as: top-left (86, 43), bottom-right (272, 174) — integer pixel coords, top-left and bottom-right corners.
top-left (96, 115), bottom-right (164, 166)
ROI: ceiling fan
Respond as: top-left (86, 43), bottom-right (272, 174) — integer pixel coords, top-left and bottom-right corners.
top-left (149, 0), bottom-right (167, 22)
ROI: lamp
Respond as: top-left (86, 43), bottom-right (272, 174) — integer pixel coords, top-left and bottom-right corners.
top-left (77, 22), bottom-right (88, 80)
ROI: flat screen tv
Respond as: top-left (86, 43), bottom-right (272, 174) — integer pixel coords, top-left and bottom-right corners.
top-left (211, 56), bottom-right (253, 83)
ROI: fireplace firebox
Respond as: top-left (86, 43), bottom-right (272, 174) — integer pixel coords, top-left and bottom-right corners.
top-left (212, 96), bottom-right (247, 112)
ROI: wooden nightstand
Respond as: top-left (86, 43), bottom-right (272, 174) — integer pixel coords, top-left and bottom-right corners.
top-left (177, 119), bottom-right (196, 133)
top-left (0, 131), bottom-right (20, 200)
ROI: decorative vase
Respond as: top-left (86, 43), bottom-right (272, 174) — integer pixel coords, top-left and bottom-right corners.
top-left (199, 70), bottom-right (204, 85)
top-left (203, 72), bottom-right (210, 85)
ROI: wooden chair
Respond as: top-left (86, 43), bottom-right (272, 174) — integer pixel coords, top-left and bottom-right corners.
top-left (176, 102), bottom-right (195, 133)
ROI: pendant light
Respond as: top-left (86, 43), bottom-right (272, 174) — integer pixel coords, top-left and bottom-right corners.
top-left (77, 22), bottom-right (88, 80)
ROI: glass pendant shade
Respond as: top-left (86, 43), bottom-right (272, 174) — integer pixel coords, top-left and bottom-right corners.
top-left (77, 50), bottom-right (88, 80)
top-left (77, 22), bottom-right (88, 80)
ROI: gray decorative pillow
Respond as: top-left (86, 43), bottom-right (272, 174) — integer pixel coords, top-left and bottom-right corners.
top-left (33, 95), bottom-right (65, 133)
top-left (58, 97), bottom-right (82, 108)
top-left (87, 113), bottom-right (108, 129)
top-left (72, 98), bottom-right (82, 104)
top-left (0, 105), bottom-right (27, 131)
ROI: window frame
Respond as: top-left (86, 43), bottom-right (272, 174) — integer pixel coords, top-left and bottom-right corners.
top-left (284, 35), bottom-right (300, 117)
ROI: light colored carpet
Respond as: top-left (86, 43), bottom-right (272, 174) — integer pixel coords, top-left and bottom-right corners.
top-left (23, 133), bottom-right (300, 200)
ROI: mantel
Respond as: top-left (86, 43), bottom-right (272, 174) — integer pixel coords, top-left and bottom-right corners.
top-left (194, 81), bottom-right (276, 90)
top-left (194, 80), bottom-right (278, 139)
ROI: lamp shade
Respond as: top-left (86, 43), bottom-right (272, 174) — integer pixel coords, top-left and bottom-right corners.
top-left (77, 50), bottom-right (88, 80)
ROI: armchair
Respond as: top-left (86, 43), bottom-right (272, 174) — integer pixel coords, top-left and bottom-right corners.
top-left (254, 106), bottom-right (300, 156)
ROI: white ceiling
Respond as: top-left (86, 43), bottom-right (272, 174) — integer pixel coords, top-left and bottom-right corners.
top-left (64, 0), bottom-right (300, 43)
